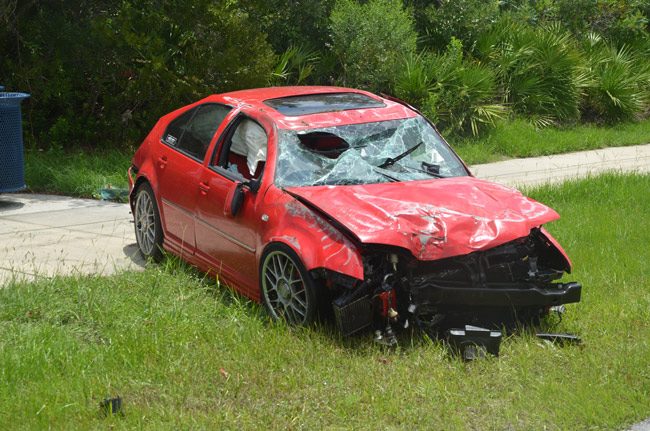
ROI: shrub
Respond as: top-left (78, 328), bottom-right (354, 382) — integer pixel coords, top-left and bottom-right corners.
top-left (477, 19), bottom-right (587, 125)
top-left (269, 45), bottom-right (320, 86)
top-left (0, 1), bottom-right (275, 149)
top-left (239, 0), bottom-right (335, 53)
top-left (329, 0), bottom-right (417, 92)
top-left (581, 36), bottom-right (650, 122)
top-left (395, 40), bottom-right (506, 136)
top-left (418, 0), bottom-right (501, 52)
top-left (524, 0), bottom-right (650, 47)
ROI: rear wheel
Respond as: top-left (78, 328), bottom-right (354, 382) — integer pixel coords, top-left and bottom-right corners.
top-left (134, 182), bottom-right (164, 262)
top-left (260, 243), bottom-right (318, 326)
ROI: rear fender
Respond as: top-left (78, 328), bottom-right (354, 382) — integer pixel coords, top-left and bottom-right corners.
top-left (128, 145), bottom-right (160, 212)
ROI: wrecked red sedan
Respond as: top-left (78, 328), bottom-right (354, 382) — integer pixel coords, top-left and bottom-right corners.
top-left (129, 86), bottom-right (580, 344)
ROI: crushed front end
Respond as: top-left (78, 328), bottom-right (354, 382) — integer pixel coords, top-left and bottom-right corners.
top-left (320, 227), bottom-right (581, 345)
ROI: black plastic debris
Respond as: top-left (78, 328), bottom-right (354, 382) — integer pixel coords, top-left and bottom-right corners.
top-left (536, 332), bottom-right (582, 346)
top-left (447, 325), bottom-right (502, 360)
top-left (374, 325), bottom-right (398, 347)
top-left (100, 396), bottom-right (123, 416)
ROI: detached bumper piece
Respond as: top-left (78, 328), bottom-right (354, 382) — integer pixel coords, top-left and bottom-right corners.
top-left (447, 325), bottom-right (502, 360)
top-left (412, 282), bottom-right (582, 308)
top-left (536, 332), bottom-right (582, 346)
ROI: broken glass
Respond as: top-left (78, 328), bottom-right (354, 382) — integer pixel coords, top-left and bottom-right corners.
top-left (275, 116), bottom-right (468, 187)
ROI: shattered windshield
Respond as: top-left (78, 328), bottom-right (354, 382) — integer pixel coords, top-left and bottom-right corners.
top-left (275, 116), bottom-right (468, 187)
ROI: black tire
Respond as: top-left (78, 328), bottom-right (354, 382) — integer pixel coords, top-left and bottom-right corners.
top-left (133, 182), bottom-right (164, 262)
top-left (259, 243), bottom-right (318, 326)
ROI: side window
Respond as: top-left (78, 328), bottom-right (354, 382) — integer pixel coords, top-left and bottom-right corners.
top-left (212, 117), bottom-right (267, 181)
top-left (163, 104), bottom-right (231, 161)
top-left (163, 108), bottom-right (195, 147)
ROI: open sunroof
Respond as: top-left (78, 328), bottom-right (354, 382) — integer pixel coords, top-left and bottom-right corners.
top-left (264, 92), bottom-right (386, 116)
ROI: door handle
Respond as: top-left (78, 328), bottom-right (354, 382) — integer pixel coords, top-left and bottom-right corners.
top-left (198, 182), bottom-right (210, 194)
top-left (158, 155), bottom-right (168, 168)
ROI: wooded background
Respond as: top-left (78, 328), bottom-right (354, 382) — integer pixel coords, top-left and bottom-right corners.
top-left (2, 0), bottom-right (649, 148)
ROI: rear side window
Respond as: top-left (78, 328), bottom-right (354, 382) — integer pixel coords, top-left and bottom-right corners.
top-left (162, 104), bottom-right (231, 161)
top-left (163, 109), bottom-right (194, 147)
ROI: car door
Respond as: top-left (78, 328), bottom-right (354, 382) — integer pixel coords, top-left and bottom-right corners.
top-left (154, 103), bottom-right (232, 254)
top-left (194, 112), bottom-right (273, 297)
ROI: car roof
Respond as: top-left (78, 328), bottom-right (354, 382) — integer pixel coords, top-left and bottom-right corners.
top-left (200, 86), bottom-right (418, 130)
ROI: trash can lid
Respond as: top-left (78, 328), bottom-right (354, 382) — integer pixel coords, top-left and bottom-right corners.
top-left (0, 92), bottom-right (30, 106)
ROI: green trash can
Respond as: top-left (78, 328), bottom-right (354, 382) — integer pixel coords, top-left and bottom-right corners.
top-left (0, 90), bottom-right (30, 192)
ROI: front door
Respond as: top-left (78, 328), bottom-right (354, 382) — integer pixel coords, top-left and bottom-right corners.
top-left (194, 113), bottom-right (271, 298)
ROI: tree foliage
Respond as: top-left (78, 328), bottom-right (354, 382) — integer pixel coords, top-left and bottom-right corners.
top-left (1, 0), bottom-right (274, 148)
top-left (330, 0), bottom-right (418, 91)
top-left (1, 0), bottom-right (649, 147)
top-left (419, 0), bottom-right (501, 52)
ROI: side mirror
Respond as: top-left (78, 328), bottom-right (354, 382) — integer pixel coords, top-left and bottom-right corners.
top-left (224, 181), bottom-right (245, 217)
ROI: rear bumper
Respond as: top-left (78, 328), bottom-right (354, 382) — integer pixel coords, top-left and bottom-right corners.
top-left (411, 282), bottom-right (582, 308)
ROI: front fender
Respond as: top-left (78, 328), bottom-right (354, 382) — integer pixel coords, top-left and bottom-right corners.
top-left (540, 227), bottom-right (572, 273)
top-left (262, 198), bottom-right (364, 281)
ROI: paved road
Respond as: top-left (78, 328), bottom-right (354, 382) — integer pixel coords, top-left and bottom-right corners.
top-left (2, 143), bottom-right (650, 286)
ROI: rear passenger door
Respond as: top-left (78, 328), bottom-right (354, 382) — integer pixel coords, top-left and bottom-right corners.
top-left (154, 103), bottom-right (231, 254)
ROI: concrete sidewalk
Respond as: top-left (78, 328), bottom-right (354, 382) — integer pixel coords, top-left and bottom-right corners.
top-left (472, 143), bottom-right (650, 188)
top-left (1, 143), bottom-right (649, 286)
top-left (0, 193), bottom-right (143, 285)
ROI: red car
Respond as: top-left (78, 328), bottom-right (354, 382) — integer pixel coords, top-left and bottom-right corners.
top-left (129, 86), bottom-right (580, 340)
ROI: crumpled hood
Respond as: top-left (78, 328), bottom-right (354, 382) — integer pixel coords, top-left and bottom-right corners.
top-left (284, 177), bottom-right (560, 261)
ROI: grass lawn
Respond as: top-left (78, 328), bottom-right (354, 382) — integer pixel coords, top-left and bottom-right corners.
top-left (450, 118), bottom-right (650, 165)
top-left (23, 147), bottom-right (132, 199)
top-left (1, 173), bottom-right (649, 429)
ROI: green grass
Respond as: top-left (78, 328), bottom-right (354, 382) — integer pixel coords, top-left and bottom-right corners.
top-left (1, 173), bottom-right (650, 429)
top-left (23, 146), bottom-right (132, 199)
top-left (451, 118), bottom-right (650, 165)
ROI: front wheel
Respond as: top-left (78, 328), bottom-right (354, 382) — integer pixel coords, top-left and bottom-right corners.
top-left (260, 243), bottom-right (318, 326)
top-left (133, 182), bottom-right (164, 262)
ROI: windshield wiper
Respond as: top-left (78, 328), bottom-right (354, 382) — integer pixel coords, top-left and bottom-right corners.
top-left (312, 178), bottom-right (366, 186)
top-left (378, 141), bottom-right (423, 169)
top-left (374, 169), bottom-right (399, 182)
top-left (398, 164), bottom-right (447, 178)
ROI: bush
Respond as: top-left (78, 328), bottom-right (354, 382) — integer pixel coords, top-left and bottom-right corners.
top-left (395, 39), bottom-right (506, 136)
top-left (581, 36), bottom-right (650, 122)
top-left (239, 0), bottom-right (335, 53)
top-left (0, 1), bottom-right (275, 149)
top-left (477, 19), bottom-right (587, 125)
top-left (520, 0), bottom-right (650, 47)
top-left (268, 45), bottom-right (320, 86)
top-left (419, 0), bottom-right (501, 52)
top-left (329, 0), bottom-right (417, 92)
